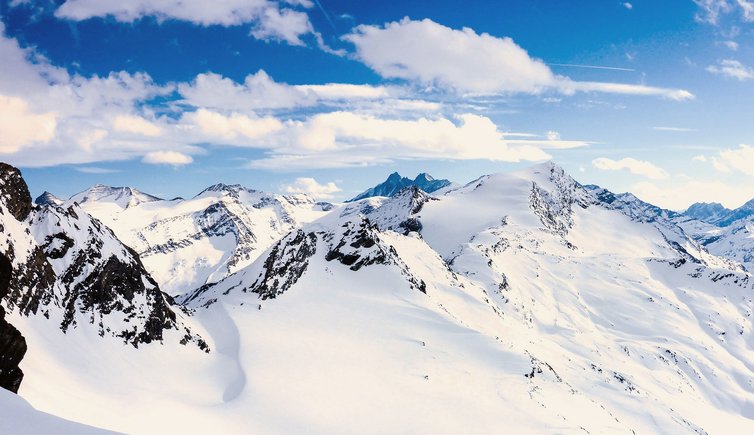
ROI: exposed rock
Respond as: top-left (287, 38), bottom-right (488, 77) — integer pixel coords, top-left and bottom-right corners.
top-left (0, 252), bottom-right (26, 393)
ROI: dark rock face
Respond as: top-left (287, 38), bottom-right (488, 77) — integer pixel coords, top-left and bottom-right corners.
top-left (0, 163), bottom-right (32, 221)
top-left (0, 248), bottom-right (27, 393)
top-left (253, 230), bottom-right (317, 300)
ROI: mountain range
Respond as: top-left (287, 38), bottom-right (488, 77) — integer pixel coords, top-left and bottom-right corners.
top-left (2, 161), bottom-right (754, 433)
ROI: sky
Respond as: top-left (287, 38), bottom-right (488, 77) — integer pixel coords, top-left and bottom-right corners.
top-left (1, 0), bottom-right (753, 209)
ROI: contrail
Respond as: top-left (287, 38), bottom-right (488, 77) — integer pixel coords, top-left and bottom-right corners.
top-left (549, 63), bottom-right (636, 72)
top-left (313, 0), bottom-right (337, 30)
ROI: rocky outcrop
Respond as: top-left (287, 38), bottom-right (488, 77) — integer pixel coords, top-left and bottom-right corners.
top-left (0, 252), bottom-right (26, 393)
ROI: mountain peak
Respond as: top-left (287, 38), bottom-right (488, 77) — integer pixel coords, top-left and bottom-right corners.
top-left (68, 185), bottom-right (162, 209)
top-left (195, 183), bottom-right (258, 199)
top-left (348, 172), bottom-right (450, 202)
top-left (34, 191), bottom-right (63, 207)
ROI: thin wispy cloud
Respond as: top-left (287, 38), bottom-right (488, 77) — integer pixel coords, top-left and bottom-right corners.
top-left (706, 59), bottom-right (754, 80)
top-left (74, 166), bottom-right (121, 174)
top-left (653, 126), bottom-right (697, 132)
top-left (549, 63), bottom-right (636, 72)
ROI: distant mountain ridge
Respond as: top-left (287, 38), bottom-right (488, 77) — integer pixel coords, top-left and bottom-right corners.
top-left (682, 199), bottom-right (754, 227)
top-left (68, 184), bottom-right (163, 209)
top-left (348, 172), bottom-right (451, 202)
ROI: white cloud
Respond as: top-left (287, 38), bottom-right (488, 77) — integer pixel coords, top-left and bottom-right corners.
top-left (344, 18), bottom-right (555, 95)
top-left (295, 83), bottom-right (390, 100)
top-left (113, 115), bottom-right (162, 137)
top-left (712, 157), bottom-right (731, 172)
top-left (178, 71), bottom-right (313, 111)
top-left (281, 177), bottom-right (341, 199)
top-left (177, 71), bottom-right (394, 112)
top-left (142, 151), bottom-right (193, 166)
top-left (249, 7), bottom-right (312, 46)
top-left (559, 80), bottom-right (694, 100)
top-left (343, 18), bottom-right (693, 99)
top-left (706, 59), bottom-right (754, 80)
top-left (716, 144), bottom-right (754, 175)
top-left (692, 155), bottom-right (708, 162)
top-left (184, 109), bottom-right (284, 142)
top-left (0, 22), bottom-right (590, 172)
top-left (721, 40), bottom-right (739, 50)
top-left (0, 95), bottom-right (57, 153)
top-left (623, 2), bottom-right (633, 10)
top-left (247, 111), bottom-right (590, 169)
top-left (54, 0), bottom-right (315, 45)
top-left (592, 157), bottom-right (669, 180)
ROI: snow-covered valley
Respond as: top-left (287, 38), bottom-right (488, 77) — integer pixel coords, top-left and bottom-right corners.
top-left (3, 162), bottom-right (754, 433)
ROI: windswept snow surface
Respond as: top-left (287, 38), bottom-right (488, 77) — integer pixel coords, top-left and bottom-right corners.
top-left (12, 162), bottom-right (754, 433)
top-left (0, 388), bottom-right (114, 434)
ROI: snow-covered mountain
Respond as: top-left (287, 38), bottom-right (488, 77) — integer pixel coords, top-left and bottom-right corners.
top-left (672, 198), bottom-right (754, 273)
top-left (69, 184), bottom-right (163, 210)
top-left (683, 198), bottom-right (754, 227)
top-left (0, 163), bottom-right (206, 356)
top-left (683, 201), bottom-right (731, 223)
top-left (348, 172), bottom-right (451, 202)
top-left (6, 161), bottom-right (754, 433)
top-left (174, 162), bottom-right (754, 433)
top-left (33, 191), bottom-right (62, 207)
top-left (68, 183), bottom-right (332, 296)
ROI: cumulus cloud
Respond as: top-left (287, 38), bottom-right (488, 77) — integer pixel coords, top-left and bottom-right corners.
top-left (343, 18), bottom-right (693, 100)
top-left (113, 115), bottom-right (162, 137)
top-left (281, 177), bottom-right (341, 199)
top-left (0, 21), bottom-right (590, 171)
top-left (184, 109), bottom-right (284, 142)
top-left (706, 59), bottom-right (754, 80)
top-left (246, 111), bottom-right (589, 170)
top-left (176, 71), bottom-right (392, 112)
top-left (142, 151), bottom-right (193, 166)
top-left (0, 95), bottom-right (57, 153)
top-left (714, 144), bottom-right (754, 175)
top-left (53, 0), bottom-right (315, 45)
top-left (592, 157), bottom-right (669, 180)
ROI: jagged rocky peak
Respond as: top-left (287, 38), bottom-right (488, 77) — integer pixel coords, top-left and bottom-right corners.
top-left (348, 171), bottom-right (451, 202)
top-left (34, 191), bottom-right (63, 207)
top-left (68, 184), bottom-right (163, 209)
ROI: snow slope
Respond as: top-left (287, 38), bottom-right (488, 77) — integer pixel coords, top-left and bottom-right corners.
top-left (69, 184), bottom-right (331, 296)
top-left (0, 388), bottom-right (113, 434)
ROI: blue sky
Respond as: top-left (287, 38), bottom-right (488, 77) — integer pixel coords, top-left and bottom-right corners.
top-left (1, 0), bottom-right (753, 209)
